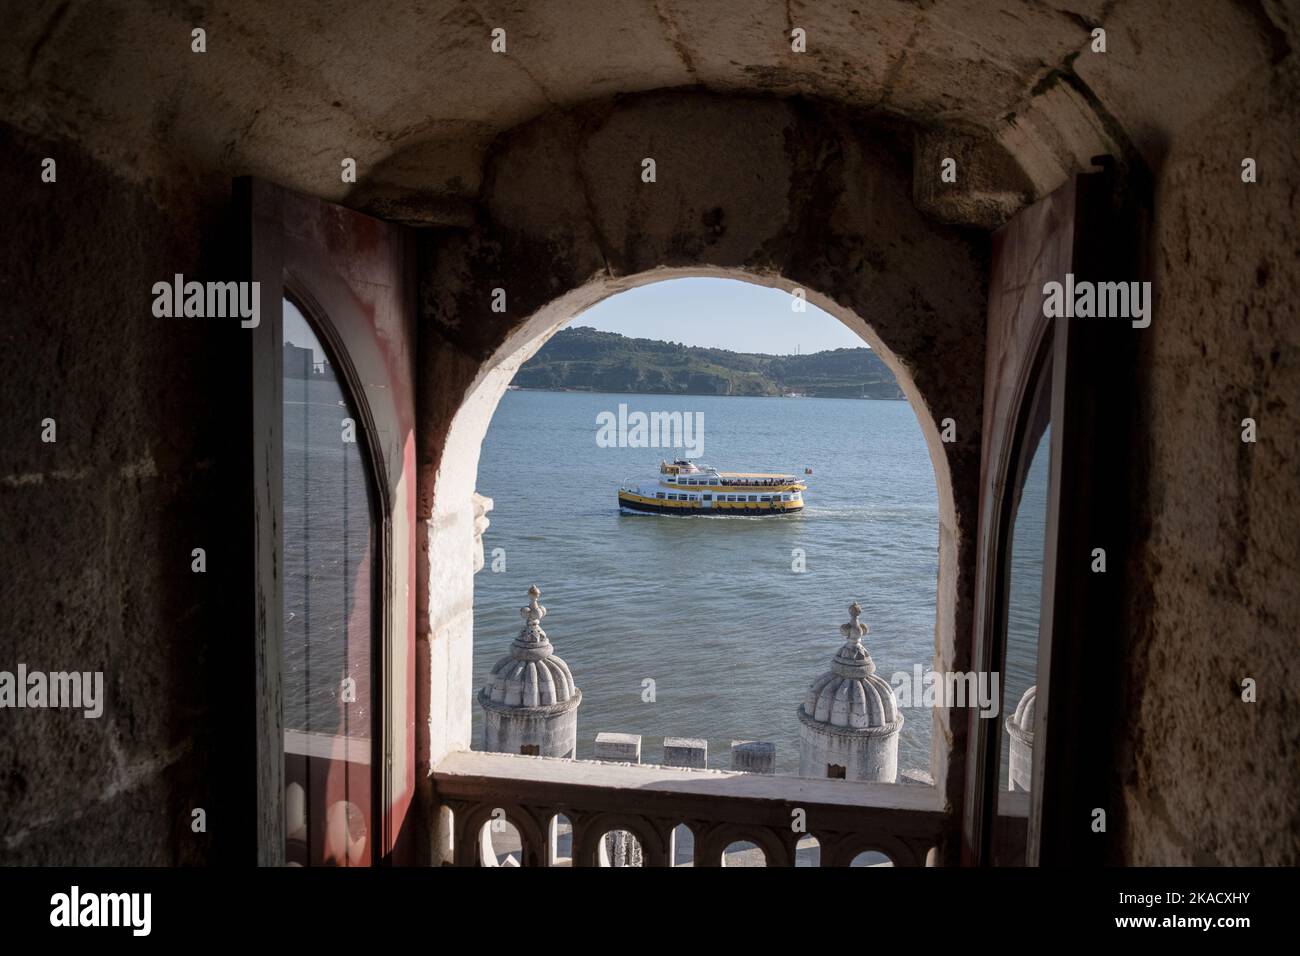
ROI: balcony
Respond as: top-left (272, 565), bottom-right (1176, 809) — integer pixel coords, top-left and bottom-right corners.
top-left (431, 750), bottom-right (947, 867)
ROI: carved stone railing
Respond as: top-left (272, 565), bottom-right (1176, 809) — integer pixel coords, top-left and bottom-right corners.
top-left (432, 750), bottom-right (946, 867)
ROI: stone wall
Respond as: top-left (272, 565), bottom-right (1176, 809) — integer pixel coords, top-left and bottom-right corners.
top-left (1117, 56), bottom-right (1300, 865)
top-left (0, 124), bottom-right (236, 863)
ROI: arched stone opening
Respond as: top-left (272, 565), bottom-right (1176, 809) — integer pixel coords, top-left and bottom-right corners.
top-left (417, 92), bottom-right (987, 861)
top-left (424, 268), bottom-right (965, 808)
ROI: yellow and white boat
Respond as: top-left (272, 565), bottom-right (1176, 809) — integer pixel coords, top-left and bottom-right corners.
top-left (618, 460), bottom-right (806, 515)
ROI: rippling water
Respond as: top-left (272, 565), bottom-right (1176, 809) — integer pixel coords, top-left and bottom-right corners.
top-left (282, 377), bottom-right (1046, 784)
top-left (472, 390), bottom-right (952, 775)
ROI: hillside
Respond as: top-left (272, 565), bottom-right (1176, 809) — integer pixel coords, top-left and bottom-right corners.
top-left (514, 327), bottom-right (904, 399)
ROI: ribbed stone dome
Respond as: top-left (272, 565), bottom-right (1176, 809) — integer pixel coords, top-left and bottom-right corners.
top-left (482, 585), bottom-right (579, 709)
top-left (1006, 685), bottom-right (1036, 741)
top-left (799, 603), bottom-right (902, 732)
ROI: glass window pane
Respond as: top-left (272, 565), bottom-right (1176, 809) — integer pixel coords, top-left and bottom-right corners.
top-left (281, 298), bottom-right (375, 867)
top-left (996, 418), bottom-right (1051, 864)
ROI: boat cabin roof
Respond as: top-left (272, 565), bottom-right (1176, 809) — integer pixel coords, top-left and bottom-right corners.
top-left (659, 460), bottom-right (800, 481)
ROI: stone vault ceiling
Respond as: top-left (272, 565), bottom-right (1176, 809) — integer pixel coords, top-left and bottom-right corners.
top-left (1, 0), bottom-right (1291, 225)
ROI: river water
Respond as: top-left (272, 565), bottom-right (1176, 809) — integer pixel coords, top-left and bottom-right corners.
top-left (470, 389), bottom-right (1048, 779)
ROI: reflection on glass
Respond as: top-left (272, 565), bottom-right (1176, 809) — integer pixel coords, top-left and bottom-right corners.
top-left (1001, 423), bottom-right (1050, 794)
top-left (281, 298), bottom-right (374, 866)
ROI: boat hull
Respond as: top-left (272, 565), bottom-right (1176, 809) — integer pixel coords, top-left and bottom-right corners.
top-left (617, 491), bottom-right (803, 516)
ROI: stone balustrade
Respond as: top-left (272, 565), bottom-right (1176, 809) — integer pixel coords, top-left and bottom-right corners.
top-left (432, 750), bottom-right (945, 867)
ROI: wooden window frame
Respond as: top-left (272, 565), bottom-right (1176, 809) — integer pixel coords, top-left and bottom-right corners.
top-left (237, 177), bottom-right (418, 866)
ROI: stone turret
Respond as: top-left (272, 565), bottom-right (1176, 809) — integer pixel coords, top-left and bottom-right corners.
top-left (797, 602), bottom-right (903, 782)
top-left (479, 585), bottom-right (581, 758)
top-left (1006, 685), bottom-right (1036, 792)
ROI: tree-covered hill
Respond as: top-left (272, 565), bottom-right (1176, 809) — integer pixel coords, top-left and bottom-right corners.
top-left (514, 327), bottom-right (904, 399)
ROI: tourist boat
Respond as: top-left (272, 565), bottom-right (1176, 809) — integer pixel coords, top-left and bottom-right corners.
top-left (618, 460), bottom-right (806, 515)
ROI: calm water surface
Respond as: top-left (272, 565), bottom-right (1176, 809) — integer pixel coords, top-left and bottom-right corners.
top-left (472, 389), bottom-right (953, 775)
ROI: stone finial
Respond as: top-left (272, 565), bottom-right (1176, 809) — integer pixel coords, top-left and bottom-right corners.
top-left (513, 585), bottom-right (551, 652)
top-left (840, 601), bottom-right (868, 643)
top-left (520, 584), bottom-right (546, 627)
top-left (832, 600), bottom-right (875, 676)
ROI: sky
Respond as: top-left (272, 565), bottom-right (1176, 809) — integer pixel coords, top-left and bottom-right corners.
top-left (284, 298), bottom-right (326, 364)
top-left (571, 277), bottom-right (867, 355)
top-left (284, 277), bottom-right (870, 362)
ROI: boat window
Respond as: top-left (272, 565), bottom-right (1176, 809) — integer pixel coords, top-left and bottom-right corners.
top-left (703, 495), bottom-right (711, 501)
top-left (748, 495), bottom-right (757, 502)
top-left (656, 493), bottom-right (665, 499)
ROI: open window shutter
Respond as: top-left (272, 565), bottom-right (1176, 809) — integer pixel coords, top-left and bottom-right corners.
top-left (965, 163), bottom-right (1143, 865)
top-left (239, 178), bottom-right (418, 865)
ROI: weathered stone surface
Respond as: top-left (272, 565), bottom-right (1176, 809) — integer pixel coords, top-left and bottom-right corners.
top-left (1072, 0), bottom-right (1282, 167)
top-left (1118, 56), bottom-right (1300, 866)
top-left (594, 732), bottom-right (642, 764)
top-left (7, 0), bottom-right (1282, 229)
top-left (0, 125), bottom-right (228, 864)
top-left (913, 127), bottom-right (1037, 229)
top-left (662, 737), bottom-right (708, 769)
top-left (731, 740), bottom-right (776, 774)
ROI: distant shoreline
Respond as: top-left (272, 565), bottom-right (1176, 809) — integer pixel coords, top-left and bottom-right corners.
top-left (506, 386), bottom-right (906, 401)
top-left (514, 326), bottom-right (905, 400)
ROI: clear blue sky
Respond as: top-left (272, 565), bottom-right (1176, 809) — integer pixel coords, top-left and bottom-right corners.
top-left (571, 277), bottom-right (867, 355)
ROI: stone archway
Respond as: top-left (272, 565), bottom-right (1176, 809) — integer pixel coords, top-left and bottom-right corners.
top-left (416, 92), bottom-right (988, 854)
